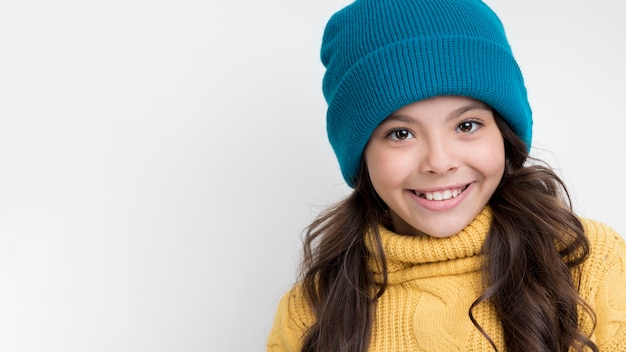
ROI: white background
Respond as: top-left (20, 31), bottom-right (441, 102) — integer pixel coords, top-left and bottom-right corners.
top-left (0, 0), bottom-right (624, 351)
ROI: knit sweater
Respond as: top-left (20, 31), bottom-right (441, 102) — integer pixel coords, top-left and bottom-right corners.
top-left (267, 207), bottom-right (626, 351)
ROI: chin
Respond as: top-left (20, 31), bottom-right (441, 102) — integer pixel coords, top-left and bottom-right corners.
top-left (411, 217), bottom-right (474, 238)
top-left (424, 229), bottom-right (463, 238)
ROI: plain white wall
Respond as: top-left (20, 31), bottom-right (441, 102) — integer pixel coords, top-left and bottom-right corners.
top-left (0, 0), bottom-right (623, 351)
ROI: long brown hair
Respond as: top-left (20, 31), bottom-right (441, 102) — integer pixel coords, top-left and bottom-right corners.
top-left (299, 114), bottom-right (597, 352)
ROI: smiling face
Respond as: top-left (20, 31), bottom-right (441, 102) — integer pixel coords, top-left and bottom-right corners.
top-left (364, 96), bottom-right (505, 238)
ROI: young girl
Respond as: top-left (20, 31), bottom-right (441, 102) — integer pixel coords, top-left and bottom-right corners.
top-left (267, 0), bottom-right (626, 351)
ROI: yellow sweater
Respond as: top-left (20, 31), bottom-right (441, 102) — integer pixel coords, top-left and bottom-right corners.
top-left (267, 208), bottom-right (626, 351)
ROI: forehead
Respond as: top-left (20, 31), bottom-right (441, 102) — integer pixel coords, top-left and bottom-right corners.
top-left (381, 96), bottom-right (492, 125)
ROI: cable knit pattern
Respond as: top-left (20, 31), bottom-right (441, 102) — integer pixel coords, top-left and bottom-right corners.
top-left (267, 207), bottom-right (626, 351)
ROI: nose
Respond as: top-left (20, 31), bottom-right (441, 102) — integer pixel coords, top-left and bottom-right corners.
top-left (418, 137), bottom-right (459, 175)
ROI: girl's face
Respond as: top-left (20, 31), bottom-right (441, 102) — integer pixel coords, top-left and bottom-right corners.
top-left (364, 96), bottom-right (505, 238)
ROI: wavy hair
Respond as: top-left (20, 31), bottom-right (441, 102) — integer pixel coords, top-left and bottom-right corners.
top-left (298, 113), bottom-right (597, 352)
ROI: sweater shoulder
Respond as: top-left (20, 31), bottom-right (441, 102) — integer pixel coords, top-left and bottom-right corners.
top-left (578, 218), bottom-right (626, 351)
top-left (578, 217), bottom-right (625, 282)
top-left (579, 217), bottom-right (626, 261)
top-left (266, 284), bottom-right (313, 352)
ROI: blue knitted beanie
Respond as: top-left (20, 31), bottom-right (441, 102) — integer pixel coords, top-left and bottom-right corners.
top-left (321, 0), bottom-right (532, 187)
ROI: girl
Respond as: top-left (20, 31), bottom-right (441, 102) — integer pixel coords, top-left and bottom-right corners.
top-left (267, 0), bottom-right (626, 351)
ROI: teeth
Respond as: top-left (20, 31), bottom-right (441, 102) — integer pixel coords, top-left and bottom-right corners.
top-left (421, 187), bottom-right (464, 201)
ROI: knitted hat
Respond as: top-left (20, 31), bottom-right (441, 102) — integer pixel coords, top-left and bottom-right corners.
top-left (321, 0), bottom-right (532, 187)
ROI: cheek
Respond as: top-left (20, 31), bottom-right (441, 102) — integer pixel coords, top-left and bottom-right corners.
top-left (365, 148), bottom-right (413, 190)
top-left (479, 138), bottom-right (506, 178)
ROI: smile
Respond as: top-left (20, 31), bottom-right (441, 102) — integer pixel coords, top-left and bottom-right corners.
top-left (413, 184), bottom-right (470, 201)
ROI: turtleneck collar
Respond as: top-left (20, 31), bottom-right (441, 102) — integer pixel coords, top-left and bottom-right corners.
top-left (367, 207), bottom-right (492, 284)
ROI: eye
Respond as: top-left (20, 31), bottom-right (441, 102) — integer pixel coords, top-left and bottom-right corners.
top-left (456, 120), bottom-right (482, 133)
top-left (387, 128), bottom-right (414, 141)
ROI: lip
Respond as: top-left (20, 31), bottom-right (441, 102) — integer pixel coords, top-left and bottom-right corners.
top-left (407, 182), bottom-right (474, 211)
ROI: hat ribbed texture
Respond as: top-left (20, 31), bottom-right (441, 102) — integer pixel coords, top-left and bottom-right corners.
top-left (321, 0), bottom-right (532, 187)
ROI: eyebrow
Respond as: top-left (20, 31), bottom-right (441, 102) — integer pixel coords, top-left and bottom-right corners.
top-left (384, 103), bottom-right (492, 125)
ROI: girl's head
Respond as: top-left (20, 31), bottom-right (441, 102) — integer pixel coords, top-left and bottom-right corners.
top-left (357, 96), bottom-right (530, 238)
top-left (364, 96), bottom-right (505, 238)
top-left (321, 0), bottom-right (533, 187)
